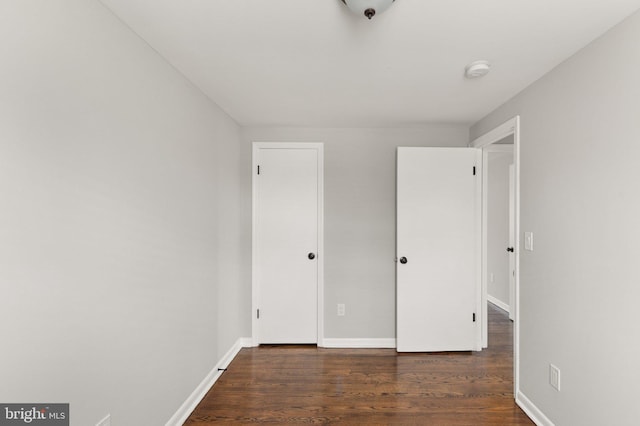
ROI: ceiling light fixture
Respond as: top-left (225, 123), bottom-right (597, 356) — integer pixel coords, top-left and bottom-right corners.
top-left (465, 60), bottom-right (491, 79)
top-left (341, 0), bottom-right (395, 20)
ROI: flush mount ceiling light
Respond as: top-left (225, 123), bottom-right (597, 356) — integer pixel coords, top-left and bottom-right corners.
top-left (465, 60), bottom-right (491, 79)
top-left (341, 0), bottom-right (395, 20)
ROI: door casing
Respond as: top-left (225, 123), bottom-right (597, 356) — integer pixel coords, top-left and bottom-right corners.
top-left (470, 116), bottom-right (521, 394)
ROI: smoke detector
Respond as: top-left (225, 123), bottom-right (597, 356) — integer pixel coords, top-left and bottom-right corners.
top-left (465, 60), bottom-right (491, 79)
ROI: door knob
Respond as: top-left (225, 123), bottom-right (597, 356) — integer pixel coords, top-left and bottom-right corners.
top-left (506, 247), bottom-right (514, 253)
top-left (308, 253), bottom-right (316, 260)
top-left (399, 257), bottom-right (408, 264)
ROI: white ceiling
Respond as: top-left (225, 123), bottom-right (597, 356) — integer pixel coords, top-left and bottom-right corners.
top-left (99, 0), bottom-right (640, 127)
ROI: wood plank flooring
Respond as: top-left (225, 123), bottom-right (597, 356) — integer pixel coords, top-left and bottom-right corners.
top-left (185, 304), bottom-right (533, 425)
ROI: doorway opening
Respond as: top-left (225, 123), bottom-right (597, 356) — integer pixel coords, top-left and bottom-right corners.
top-left (470, 116), bottom-right (521, 393)
top-left (484, 141), bottom-right (514, 319)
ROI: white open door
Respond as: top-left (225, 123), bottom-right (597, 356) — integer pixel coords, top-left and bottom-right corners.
top-left (253, 143), bottom-right (323, 344)
top-left (508, 164), bottom-right (516, 321)
top-left (397, 147), bottom-right (481, 352)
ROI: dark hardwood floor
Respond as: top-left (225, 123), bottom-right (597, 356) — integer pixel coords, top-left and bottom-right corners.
top-left (185, 304), bottom-right (533, 425)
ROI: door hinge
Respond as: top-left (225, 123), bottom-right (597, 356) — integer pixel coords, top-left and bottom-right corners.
top-left (257, 309), bottom-right (260, 319)
top-left (473, 313), bottom-right (476, 322)
top-left (257, 165), bottom-right (260, 175)
top-left (473, 166), bottom-right (476, 176)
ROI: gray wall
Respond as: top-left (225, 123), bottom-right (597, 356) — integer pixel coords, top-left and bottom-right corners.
top-left (0, 1), bottom-right (248, 425)
top-left (471, 10), bottom-right (640, 426)
top-left (242, 127), bottom-right (468, 339)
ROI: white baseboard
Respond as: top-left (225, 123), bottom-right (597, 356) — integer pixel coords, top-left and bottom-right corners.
top-left (488, 295), bottom-right (510, 313)
top-left (165, 337), bottom-right (251, 426)
top-left (239, 337), bottom-right (254, 348)
top-left (322, 338), bottom-right (396, 348)
top-left (516, 390), bottom-right (554, 426)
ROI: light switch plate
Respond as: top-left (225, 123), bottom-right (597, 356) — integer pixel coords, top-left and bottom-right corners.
top-left (549, 364), bottom-right (561, 391)
top-left (524, 232), bottom-right (534, 251)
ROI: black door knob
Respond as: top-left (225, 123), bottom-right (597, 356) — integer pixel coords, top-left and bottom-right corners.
top-left (507, 247), bottom-right (514, 253)
top-left (308, 253), bottom-right (316, 260)
top-left (399, 257), bottom-right (408, 264)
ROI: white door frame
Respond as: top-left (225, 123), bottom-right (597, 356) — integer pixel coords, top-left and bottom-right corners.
top-left (470, 116), bottom-right (521, 393)
top-left (251, 142), bottom-right (324, 347)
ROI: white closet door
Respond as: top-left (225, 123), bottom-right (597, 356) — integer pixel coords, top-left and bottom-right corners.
top-left (254, 145), bottom-right (320, 344)
top-left (397, 147), bottom-right (480, 352)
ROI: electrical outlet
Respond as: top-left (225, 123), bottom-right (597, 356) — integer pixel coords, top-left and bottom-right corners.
top-left (97, 414), bottom-right (111, 426)
top-left (490, 272), bottom-right (495, 283)
top-left (337, 303), bottom-right (345, 316)
top-left (549, 364), bottom-right (560, 391)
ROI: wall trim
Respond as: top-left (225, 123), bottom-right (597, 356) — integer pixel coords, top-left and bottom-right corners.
top-left (488, 296), bottom-right (510, 313)
top-left (322, 338), bottom-right (396, 349)
top-left (470, 115), bottom-right (521, 389)
top-left (470, 117), bottom-right (517, 149)
top-left (516, 390), bottom-right (554, 426)
top-left (239, 337), bottom-right (254, 347)
top-left (165, 337), bottom-right (251, 426)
